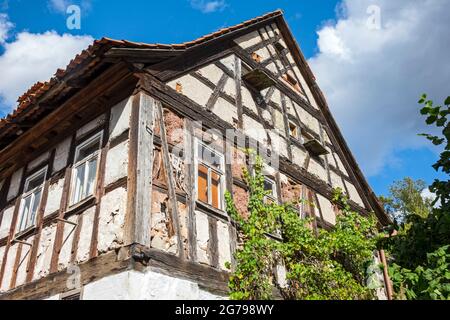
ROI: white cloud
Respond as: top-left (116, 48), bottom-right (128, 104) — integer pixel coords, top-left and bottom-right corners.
top-left (308, 0), bottom-right (450, 176)
top-left (49, 0), bottom-right (70, 13)
top-left (0, 14), bottom-right (93, 116)
top-left (421, 188), bottom-right (440, 208)
top-left (190, 0), bottom-right (227, 13)
top-left (48, 0), bottom-right (92, 14)
top-left (0, 13), bottom-right (13, 44)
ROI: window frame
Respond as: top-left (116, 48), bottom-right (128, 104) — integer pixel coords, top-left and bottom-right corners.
top-left (69, 131), bottom-right (103, 207)
top-left (194, 139), bottom-right (226, 211)
top-left (17, 166), bottom-right (48, 233)
top-left (263, 177), bottom-right (278, 203)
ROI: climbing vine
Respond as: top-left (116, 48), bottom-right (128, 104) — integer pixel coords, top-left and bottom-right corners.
top-left (225, 152), bottom-right (383, 300)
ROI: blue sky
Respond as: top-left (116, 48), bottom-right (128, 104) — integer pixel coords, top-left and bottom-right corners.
top-left (0, 0), bottom-right (447, 198)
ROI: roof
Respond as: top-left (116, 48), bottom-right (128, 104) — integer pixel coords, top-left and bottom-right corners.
top-left (0, 10), bottom-right (282, 135)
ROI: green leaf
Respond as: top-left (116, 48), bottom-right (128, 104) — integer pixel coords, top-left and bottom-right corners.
top-left (445, 96), bottom-right (450, 105)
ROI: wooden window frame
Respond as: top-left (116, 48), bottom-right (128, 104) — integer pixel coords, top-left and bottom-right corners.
top-left (194, 140), bottom-right (225, 211)
top-left (288, 120), bottom-right (300, 141)
top-left (16, 167), bottom-right (47, 234)
top-left (263, 177), bottom-right (278, 204)
top-left (69, 131), bottom-right (103, 207)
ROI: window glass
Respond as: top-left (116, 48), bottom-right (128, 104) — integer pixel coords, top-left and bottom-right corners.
top-left (18, 168), bottom-right (46, 232)
top-left (196, 141), bottom-right (224, 210)
top-left (197, 164), bottom-right (208, 203)
top-left (71, 133), bottom-right (102, 205)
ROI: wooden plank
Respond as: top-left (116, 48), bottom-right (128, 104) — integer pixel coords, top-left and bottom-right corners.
top-left (135, 93), bottom-right (155, 246)
top-left (184, 119), bottom-right (197, 261)
top-left (124, 92), bottom-right (155, 247)
top-left (156, 101), bottom-right (184, 258)
top-left (205, 73), bottom-right (229, 111)
top-left (280, 92), bottom-right (293, 161)
top-left (233, 56), bottom-right (243, 129)
top-left (89, 110), bottom-right (111, 258)
top-left (207, 216), bottom-right (219, 268)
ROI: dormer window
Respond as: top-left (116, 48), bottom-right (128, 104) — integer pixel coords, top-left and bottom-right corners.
top-left (251, 52), bottom-right (262, 63)
top-left (283, 73), bottom-right (301, 93)
top-left (289, 121), bottom-right (299, 140)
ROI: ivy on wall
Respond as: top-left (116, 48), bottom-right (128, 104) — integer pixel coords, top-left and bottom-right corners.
top-left (225, 152), bottom-right (383, 300)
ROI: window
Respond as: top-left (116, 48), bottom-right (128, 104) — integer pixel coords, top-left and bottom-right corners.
top-left (71, 132), bottom-right (103, 205)
top-left (263, 177), bottom-right (277, 203)
top-left (289, 121), bottom-right (299, 140)
top-left (17, 167), bottom-right (47, 233)
top-left (196, 141), bottom-right (225, 210)
top-left (283, 73), bottom-right (302, 93)
top-left (251, 52), bottom-right (262, 63)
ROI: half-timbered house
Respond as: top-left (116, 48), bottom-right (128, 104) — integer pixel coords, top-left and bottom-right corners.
top-left (0, 10), bottom-right (390, 300)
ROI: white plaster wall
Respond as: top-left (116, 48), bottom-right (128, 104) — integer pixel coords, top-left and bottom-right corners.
top-left (220, 55), bottom-right (235, 72)
top-left (0, 244), bottom-right (17, 292)
top-left (104, 141), bottom-right (128, 187)
top-left (7, 167), bottom-right (23, 201)
top-left (76, 206), bottom-right (95, 264)
top-left (317, 194), bottom-right (336, 225)
top-left (241, 86), bottom-right (258, 114)
top-left (76, 114), bottom-right (106, 139)
top-left (109, 97), bottom-right (132, 141)
top-left (330, 171), bottom-right (347, 192)
top-left (53, 137), bottom-right (71, 173)
top-left (272, 108), bottom-right (285, 136)
top-left (82, 269), bottom-right (226, 300)
top-left (197, 64), bottom-right (223, 86)
top-left (334, 153), bottom-right (349, 176)
top-left (292, 145), bottom-right (307, 167)
top-left (97, 187), bottom-right (127, 254)
top-left (217, 220), bottom-right (231, 271)
top-left (27, 152), bottom-right (49, 171)
top-left (308, 159), bottom-right (328, 183)
top-left (234, 30), bottom-right (261, 49)
top-left (15, 236), bottom-right (34, 287)
top-left (195, 211), bottom-right (210, 265)
top-left (44, 178), bottom-right (64, 216)
top-left (57, 215), bottom-right (78, 271)
top-left (268, 130), bottom-right (289, 158)
top-left (212, 97), bottom-right (237, 126)
top-left (345, 181), bottom-right (365, 208)
top-left (168, 74), bottom-right (213, 107)
top-left (33, 223), bottom-right (56, 280)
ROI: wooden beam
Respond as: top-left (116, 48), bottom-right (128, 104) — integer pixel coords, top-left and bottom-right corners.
top-left (156, 101), bottom-right (184, 259)
top-left (137, 72), bottom-right (370, 216)
top-left (89, 110), bottom-right (111, 258)
top-left (184, 119), bottom-right (197, 261)
top-left (205, 73), bottom-right (229, 111)
top-left (124, 92), bottom-right (155, 247)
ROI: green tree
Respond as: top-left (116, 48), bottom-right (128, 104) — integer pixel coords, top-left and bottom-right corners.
top-left (380, 177), bottom-right (433, 223)
top-left (384, 94), bottom-right (450, 300)
top-left (225, 152), bottom-right (381, 300)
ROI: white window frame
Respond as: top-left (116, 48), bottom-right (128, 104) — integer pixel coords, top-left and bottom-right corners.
top-left (263, 177), bottom-right (278, 203)
top-left (70, 131), bottom-right (103, 206)
top-left (194, 140), bottom-right (225, 211)
top-left (17, 166), bottom-right (47, 233)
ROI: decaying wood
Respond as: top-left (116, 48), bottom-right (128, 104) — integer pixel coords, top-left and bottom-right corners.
top-left (125, 92), bottom-right (155, 247)
top-left (155, 101), bottom-right (184, 259)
